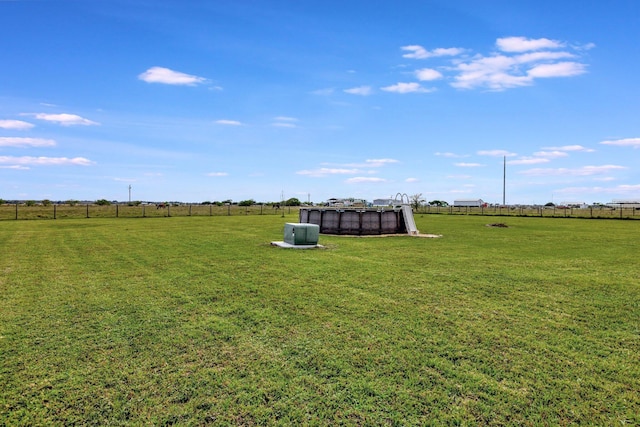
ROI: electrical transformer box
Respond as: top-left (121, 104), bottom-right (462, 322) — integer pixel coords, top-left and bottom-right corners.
top-left (284, 223), bottom-right (319, 245)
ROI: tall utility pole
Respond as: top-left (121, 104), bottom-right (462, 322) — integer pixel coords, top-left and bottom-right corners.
top-left (502, 156), bottom-right (506, 206)
top-left (128, 185), bottom-right (132, 203)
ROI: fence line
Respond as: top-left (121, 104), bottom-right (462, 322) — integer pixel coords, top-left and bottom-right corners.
top-left (0, 204), bottom-right (298, 221)
top-left (417, 205), bottom-right (639, 220)
top-left (2, 203), bottom-right (639, 221)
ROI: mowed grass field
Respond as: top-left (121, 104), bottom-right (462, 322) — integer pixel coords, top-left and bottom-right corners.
top-left (1, 214), bottom-right (638, 425)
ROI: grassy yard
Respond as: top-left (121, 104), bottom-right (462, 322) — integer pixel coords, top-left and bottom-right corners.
top-left (1, 214), bottom-right (638, 425)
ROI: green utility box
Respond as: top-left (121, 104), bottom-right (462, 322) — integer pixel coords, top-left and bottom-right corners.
top-left (284, 223), bottom-right (319, 245)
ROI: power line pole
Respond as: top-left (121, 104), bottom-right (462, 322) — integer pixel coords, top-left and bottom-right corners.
top-left (128, 185), bottom-right (132, 203)
top-left (502, 156), bottom-right (506, 206)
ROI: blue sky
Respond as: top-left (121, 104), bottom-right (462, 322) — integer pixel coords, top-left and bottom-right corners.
top-left (1, 0), bottom-right (639, 204)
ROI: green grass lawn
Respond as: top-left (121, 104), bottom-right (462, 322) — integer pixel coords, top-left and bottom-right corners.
top-left (1, 214), bottom-right (638, 425)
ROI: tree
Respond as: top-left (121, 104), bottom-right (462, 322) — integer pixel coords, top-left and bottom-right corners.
top-left (285, 197), bottom-right (301, 206)
top-left (238, 199), bottom-right (255, 207)
top-left (545, 202), bottom-right (555, 207)
top-left (429, 200), bottom-right (448, 207)
top-left (410, 193), bottom-right (424, 211)
top-left (95, 199), bottom-right (111, 206)
top-left (42, 199), bottom-right (52, 207)
top-left (66, 199), bottom-right (78, 206)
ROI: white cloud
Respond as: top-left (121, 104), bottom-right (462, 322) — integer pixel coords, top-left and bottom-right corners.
top-left (138, 66), bottom-right (207, 86)
top-left (297, 168), bottom-right (359, 177)
top-left (543, 145), bottom-right (595, 152)
top-left (215, 119), bottom-right (243, 126)
top-left (405, 177), bottom-right (419, 183)
top-left (321, 159), bottom-right (398, 169)
top-left (0, 156), bottom-right (94, 166)
top-left (381, 82), bottom-right (433, 94)
top-left (0, 165), bottom-right (30, 170)
top-left (580, 43), bottom-right (597, 51)
top-left (0, 137), bottom-right (56, 147)
top-left (435, 152), bottom-right (467, 158)
top-left (415, 68), bottom-right (443, 81)
top-left (33, 113), bottom-right (99, 126)
top-left (394, 37), bottom-right (590, 92)
top-left (446, 37), bottom-right (589, 91)
top-left (618, 184), bottom-right (640, 191)
top-left (401, 45), bottom-right (465, 59)
top-left (520, 165), bottom-right (626, 176)
top-left (533, 150), bottom-right (568, 158)
top-left (514, 51), bottom-right (575, 64)
top-left (452, 55), bottom-right (530, 90)
top-left (554, 183), bottom-right (640, 196)
top-left (451, 54), bottom-right (587, 90)
top-left (507, 157), bottom-right (550, 165)
top-left (365, 158), bottom-right (399, 167)
top-left (206, 172), bottom-right (228, 177)
top-left (345, 177), bottom-right (387, 183)
top-left (344, 86), bottom-right (372, 96)
top-left (0, 119), bottom-right (34, 130)
top-left (272, 116), bottom-right (298, 127)
top-left (477, 150), bottom-right (517, 157)
top-left (496, 36), bottom-right (564, 52)
top-left (527, 62), bottom-right (587, 78)
top-left (600, 138), bottom-right (640, 147)
top-left (455, 162), bottom-right (484, 167)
